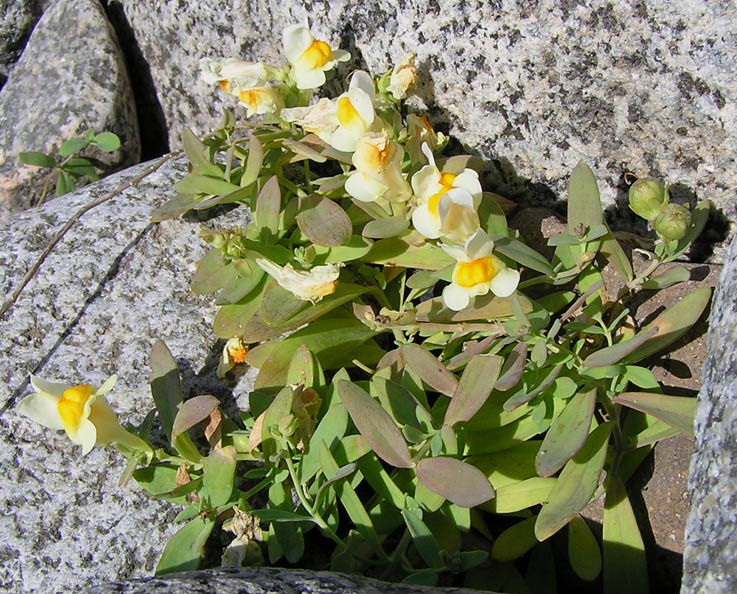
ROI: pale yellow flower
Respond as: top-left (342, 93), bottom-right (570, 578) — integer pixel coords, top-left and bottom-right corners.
top-left (255, 259), bottom-right (340, 302)
top-left (200, 58), bottom-right (269, 92)
top-left (441, 229), bottom-right (520, 311)
top-left (387, 54), bottom-right (418, 100)
top-left (283, 25), bottom-right (350, 89)
top-left (345, 132), bottom-right (411, 203)
top-left (411, 143), bottom-right (482, 240)
top-left (406, 114), bottom-right (447, 166)
top-left (217, 337), bottom-right (249, 378)
top-left (17, 375), bottom-right (151, 456)
top-left (236, 86), bottom-right (284, 118)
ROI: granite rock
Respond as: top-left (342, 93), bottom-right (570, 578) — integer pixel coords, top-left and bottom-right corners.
top-left (0, 0), bottom-right (140, 219)
top-left (0, 1), bottom-right (46, 83)
top-left (682, 233), bottom-right (737, 593)
top-left (86, 567), bottom-right (488, 594)
top-left (0, 154), bottom-right (255, 593)
top-left (115, 0), bottom-right (736, 259)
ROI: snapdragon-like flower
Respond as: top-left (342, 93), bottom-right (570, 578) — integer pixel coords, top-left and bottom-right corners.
top-left (281, 71), bottom-right (377, 152)
top-left (441, 229), bottom-right (520, 311)
top-left (411, 143), bottom-right (482, 240)
top-left (387, 54), bottom-right (418, 100)
top-left (406, 114), bottom-right (447, 166)
top-left (345, 132), bottom-right (411, 203)
top-left (256, 259), bottom-right (340, 302)
top-left (283, 25), bottom-right (350, 89)
top-left (217, 337), bottom-right (249, 378)
top-left (17, 375), bottom-right (151, 456)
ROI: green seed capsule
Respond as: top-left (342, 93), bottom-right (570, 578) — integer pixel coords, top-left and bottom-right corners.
top-left (628, 177), bottom-right (665, 221)
top-left (653, 203), bottom-right (692, 240)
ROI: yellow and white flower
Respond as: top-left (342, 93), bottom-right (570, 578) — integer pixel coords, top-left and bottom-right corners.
top-left (406, 114), bottom-right (446, 166)
top-left (283, 25), bottom-right (350, 89)
top-left (217, 337), bottom-right (249, 378)
top-left (345, 132), bottom-right (411, 203)
top-left (441, 229), bottom-right (520, 311)
top-left (17, 375), bottom-right (151, 456)
top-left (200, 58), bottom-right (269, 93)
top-left (235, 85), bottom-right (285, 118)
top-left (411, 143), bottom-right (482, 240)
top-left (387, 54), bottom-right (418, 100)
top-left (256, 259), bottom-right (340, 302)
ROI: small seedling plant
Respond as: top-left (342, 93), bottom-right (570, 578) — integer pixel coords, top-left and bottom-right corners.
top-left (18, 25), bottom-right (709, 593)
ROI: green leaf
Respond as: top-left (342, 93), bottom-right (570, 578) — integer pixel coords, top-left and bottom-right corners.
top-left (149, 340), bottom-right (183, 442)
top-left (415, 457), bottom-right (495, 508)
top-left (401, 509), bottom-right (444, 568)
top-left (401, 343), bottom-right (458, 397)
top-left (491, 516), bottom-right (538, 562)
top-left (535, 422), bottom-right (612, 541)
top-left (174, 174), bottom-right (239, 196)
top-left (364, 238), bottom-right (455, 270)
top-left (319, 442), bottom-right (384, 556)
top-left (296, 196), bottom-right (352, 247)
top-left (467, 441), bottom-right (540, 490)
top-left (216, 264), bottom-right (265, 304)
top-left (241, 134), bottom-right (263, 187)
top-left (201, 446), bottom-right (236, 507)
top-left (249, 509), bottom-right (317, 523)
top-left (503, 364), bottom-right (563, 411)
top-left (357, 453), bottom-right (407, 510)
top-left (299, 403), bottom-right (349, 483)
top-left (260, 385), bottom-right (295, 459)
top-left (613, 392), bottom-right (695, 436)
top-left (62, 157), bottom-right (98, 180)
top-left (150, 193), bottom-right (201, 222)
top-left (56, 170), bottom-right (75, 196)
top-left (600, 224), bottom-right (634, 282)
top-left (624, 287), bottom-right (711, 363)
top-left (567, 161), bottom-right (603, 235)
top-left (190, 248), bottom-right (235, 295)
top-left (132, 464), bottom-right (180, 497)
top-left (535, 388), bottom-right (597, 477)
top-left (623, 366), bottom-right (660, 390)
top-left (155, 516), bottom-right (215, 575)
top-left (362, 215), bottom-right (409, 239)
top-left (492, 236), bottom-right (553, 276)
top-left (171, 395), bottom-right (219, 439)
top-left (90, 132), bottom-right (121, 152)
top-left (283, 137), bottom-right (327, 163)
top-left (18, 151), bottom-right (55, 168)
top-left (482, 477), bottom-right (556, 513)
top-left (568, 515), bottom-right (602, 581)
top-left (59, 137), bottom-right (89, 156)
top-left (416, 292), bottom-right (533, 323)
top-left (181, 127), bottom-right (221, 177)
top-left (316, 235), bottom-right (374, 263)
top-left (603, 476), bottom-right (648, 594)
top-left (444, 354), bottom-right (503, 426)
top-left (212, 276), bottom-right (268, 339)
top-left (193, 184), bottom-right (253, 210)
top-left (260, 282), bottom-right (307, 327)
top-left (582, 326), bottom-right (659, 368)
top-left (254, 176), bottom-right (281, 240)
top-left (641, 265), bottom-right (690, 289)
top-left (337, 380), bottom-right (412, 468)
top-left (370, 377), bottom-right (425, 434)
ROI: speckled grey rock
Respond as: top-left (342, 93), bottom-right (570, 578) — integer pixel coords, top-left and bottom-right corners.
top-left (116, 0), bottom-right (735, 260)
top-left (0, 1), bottom-right (46, 81)
top-left (85, 567), bottom-right (489, 594)
top-left (0, 154), bottom-right (255, 593)
top-left (0, 0), bottom-right (140, 219)
top-left (682, 233), bottom-right (737, 593)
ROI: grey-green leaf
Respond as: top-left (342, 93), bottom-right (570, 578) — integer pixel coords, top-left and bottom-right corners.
top-left (568, 160), bottom-right (603, 235)
top-left (415, 457), bottom-right (495, 508)
top-left (402, 343), bottom-right (458, 397)
top-left (568, 515), bottom-right (602, 581)
top-left (362, 216), bottom-right (409, 239)
top-left (18, 150), bottom-right (55, 168)
top-left (337, 380), bottom-right (412, 468)
top-left (155, 516), bottom-right (215, 575)
top-left (613, 392), bottom-right (696, 436)
top-left (296, 196), bottom-right (352, 247)
top-left (444, 354), bottom-right (503, 426)
top-left (149, 340), bottom-right (183, 442)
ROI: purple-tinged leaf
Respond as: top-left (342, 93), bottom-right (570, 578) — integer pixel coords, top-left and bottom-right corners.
top-left (296, 196), bottom-right (352, 247)
top-left (613, 392), bottom-right (695, 436)
top-left (337, 380), bottom-right (412, 468)
top-left (582, 326), bottom-right (658, 368)
top-left (171, 395), bottom-right (220, 439)
top-left (503, 364), bottom-right (563, 411)
top-left (402, 343), bottom-right (458, 397)
top-left (445, 354), bottom-right (503, 426)
top-left (495, 343), bottom-right (528, 391)
top-left (416, 457), bottom-right (495, 508)
top-left (255, 176), bottom-right (281, 237)
top-left (535, 388), bottom-right (597, 477)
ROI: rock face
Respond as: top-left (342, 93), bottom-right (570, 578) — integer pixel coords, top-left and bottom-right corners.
top-left (0, 1), bottom-right (45, 83)
top-left (116, 0), bottom-right (736, 259)
top-left (682, 233), bottom-right (737, 593)
top-left (0, 0), bottom-right (140, 219)
top-left (0, 154), bottom-right (255, 593)
top-left (85, 567), bottom-right (488, 594)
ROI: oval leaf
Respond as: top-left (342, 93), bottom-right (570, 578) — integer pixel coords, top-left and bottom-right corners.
top-left (171, 395), bottom-right (220, 439)
top-left (491, 516), bottom-right (538, 562)
top-left (150, 340), bottom-right (183, 442)
top-left (362, 215), bottom-right (409, 239)
top-left (402, 343), bottom-right (458, 397)
top-left (202, 445), bottom-right (236, 507)
top-left (337, 380), bottom-right (412, 468)
top-left (495, 343), bottom-right (527, 391)
top-left (256, 176), bottom-right (281, 238)
top-left (568, 515), bottom-right (602, 581)
top-left (492, 236), bottom-right (553, 276)
top-left (445, 354), bottom-right (503, 426)
top-left (18, 150), bottom-right (55, 168)
top-left (91, 132), bottom-right (121, 152)
top-left (612, 392), bottom-right (695, 436)
top-left (535, 388), bottom-right (597, 477)
top-left (241, 134), bottom-right (263, 187)
top-left (296, 196), bottom-right (352, 247)
top-left (155, 516), bottom-right (215, 575)
top-left (567, 160), bottom-right (603, 235)
top-left (416, 457), bottom-right (495, 508)
top-left (535, 422), bottom-right (612, 541)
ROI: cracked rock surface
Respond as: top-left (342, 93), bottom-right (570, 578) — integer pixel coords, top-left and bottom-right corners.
top-left (118, 0), bottom-right (735, 259)
top-left (0, 0), bottom-right (140, 219)
top-left (683, 233), bottom-right (737, 594)
top-left (0, 154), bottom-right (254, 593)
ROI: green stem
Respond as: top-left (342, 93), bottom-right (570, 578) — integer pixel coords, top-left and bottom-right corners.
top-left (599, 392), bottom-right (625, 476)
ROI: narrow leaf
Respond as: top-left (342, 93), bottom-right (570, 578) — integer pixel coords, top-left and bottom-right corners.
top-left (150, 193), bottom-right (201, 222)
top-left (18, 151), bottom-right (55, 168)
top-left (641, 265), bottom-right (690, 289)
top-left (149, 340), bottom-right (183, 442)
top-left (171, 395), bottom-right (219, 439)
top-left (492, 236), bottom-right (553, 276)
top-left (536, 388), bottom-right (597, 477)
top-left (402, 343), bottom-right (458, 397)
top-left (337, 380), bottom-right (412, 468)
top-left (155, 516), bottom-right (214, 575)
top-left (567, 161), bottom-right (603, 235)
top-left (260, 282), bottom-right (307, 327)
top-left (241, 134), bottom-right (263, 187)
top-left (56, 170), bottom-right (75, 196)
top-left (613, 392), bottom-right (695, 436)
top-left (482, 477), bottom-right (555, 513)
top-left (416, 457), bottom-right (495, 508)
top-left (181, 127), bottom-right (221, 177)
top-left (569, 515), bottom-right (602, 581)
top-left (401, 509), bottom-right (444, 568)
top-left (535, 423), bottom-right (612, 541)
top-left (491, 516), bottom-right (538, 562)
top-left (603, 476), bottom-right (648, 594)
top-left (364, 238), bottom-right (455, 270)
top-left (600, 224), bottom-right (634, 282)
top-left (582, 326), bottom-right (658, 368)
top-left (445, 354), bottom-right (503, 426)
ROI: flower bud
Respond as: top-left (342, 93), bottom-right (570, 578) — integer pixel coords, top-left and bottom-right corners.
top-left (628, 177), bottom-right (665, 221)
top-left (653, 203), bottom-right (692, 240)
